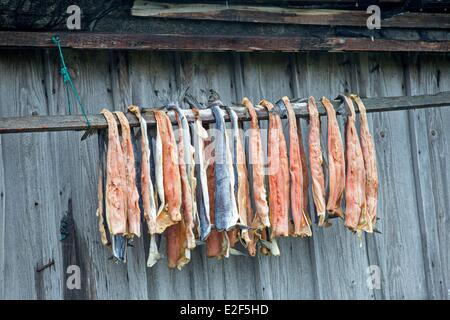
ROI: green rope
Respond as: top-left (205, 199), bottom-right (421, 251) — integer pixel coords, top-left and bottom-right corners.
top-left (51, 35), bottom-right (90, 127)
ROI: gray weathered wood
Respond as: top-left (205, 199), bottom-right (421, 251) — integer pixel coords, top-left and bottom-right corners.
top-left (131, 1), bottom-right (450, 29)
top-left (0, 49), bottom-right (449, 299)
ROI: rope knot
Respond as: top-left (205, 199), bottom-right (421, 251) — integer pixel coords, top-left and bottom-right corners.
top-left (60, 66), bottom-right (71, 83)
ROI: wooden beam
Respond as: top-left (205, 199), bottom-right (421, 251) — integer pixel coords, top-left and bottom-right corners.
top-left (131, 1), bottom-right (450, 29)
top-left (0, 31), bottom-right (449, 52)
top-left (0, 92), bottom-right (449, 134)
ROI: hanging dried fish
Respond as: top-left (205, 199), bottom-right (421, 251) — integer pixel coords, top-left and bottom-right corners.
top-left (168, 103), bottom-right (196, 249)
top-left (209, 100), bottom-right (238, 231)
top-left (114, 111), bottom-right (141, 238)
top-left (350, 95), bottom-right (379, 233)
top-left (190, 107), bottom-right (212, 241)
top-left (340, 95), bottom-right (367, 232)
top-left (205, 138), bottom-right (229, 259)
top-left (241, 97), bottom-right (270, 230)
top-left (100, 109), bottom-right (128, 262)
top-left (280, 97), bottom-right (311, 237)
top-left (259, 99), bottom-right (290, 239)
top-left (224, 105), bottom-right (252, 249)
top-left (321, 97), bottom-right (345, 219)
top-left (307, 97), bottom-right (327, 227)
top-left (128, 106), bottom-right (160, 267)
top-left (153, 110), bottom-right (182, 232)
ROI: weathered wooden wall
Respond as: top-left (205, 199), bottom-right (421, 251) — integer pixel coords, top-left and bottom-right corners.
top-left (0, 49), bottom-right (448, 299)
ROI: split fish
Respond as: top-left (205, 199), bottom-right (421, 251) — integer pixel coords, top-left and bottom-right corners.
top-left (153, 110), bottom-right (182, 233)
top-left (208, 101), bottom-right (237, 231)
top-left (259, 99), bottom-right (290, 239)
top-left (321, 97), bottom-right (345, 218)
top-left (100, 109), bottom-right (128, 262)
top-left (224, 105), bottom-right (252, 249)
top-left (114, 111), bottom-right (141, 238)
top-left (168, 103), bottom-right (196, 249)
top-left (350, 95), bottom-right (379, 232)
top-left (307, 97), bottom-right (328, 227)
top-left (340, 95), bottom-right (367, 232)
top-left (128, 106), bottom-right (160, 267)
top-left (279, 97), bottom-right (311, 237)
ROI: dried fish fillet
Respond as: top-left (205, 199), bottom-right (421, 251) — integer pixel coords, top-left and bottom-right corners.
top-left (190, 108), bottom-right (212, 241)
top-left (100, 109), bottom-right (128, 235)
top-left (205, 138), bottom-right (229, 259)
top-left (260, 99), bottom-right (290, 239)
top-left (209, 103), bottom-right (235, 231)
top-left (351, 95), bottom-right (378, 232)
top-left (115, 111), bottom-right (141, 238)
top-left (225, 106), bottom-right (252, 247)
top-left (128, 106), bottom-right (160, 267)
top-left (307, 97), bottom-right (327, 226)
top-left (321, 97), bottom-right (345, 218)
top-left (341, 96), bottom-right (367, 232)
top-left (242, 97), bottom-right (270, 229)
top-left (153, 110), bottom-right (182, 233)
top-left (100, 109), bottom-right (128, 262)
top-left (281, 97), bottom-right (311, 237)
top-left (169, 104), bottom-right (196, 249)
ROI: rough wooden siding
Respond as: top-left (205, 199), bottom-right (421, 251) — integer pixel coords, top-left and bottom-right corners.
top-left (0, 50), bottom-right (448, 300)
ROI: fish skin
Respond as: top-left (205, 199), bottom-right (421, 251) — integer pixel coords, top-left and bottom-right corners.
top-left (280, 97), bottom-right (311, 237)
top-left (321, 97), bottom-right (346, 218)
top-left (241, 97), bottom-right (270, 230)
top-left (341, 96), bottom-right (368, 232)
top-left (153, 110), bottom-right (182, 232)
top-left (225, 106), bottom-right (252, 247)
top-left (307, 97), bottom-right (327, 226)
top-left (350, 95), bottom-right (379, 233)
top-left (169, 104), bottom-right (196, 250)
top-left (96, 130), bottom-right (110, 246)
top-left (128, 106), bottom-right (161, 267)
top-left (209, 104), bottom-right (234, 231)
top-left (115, 111), bottom-right (142, 238)
top-left (100, 109), bottom-right (128, 262)
top-left (190, 108), bottom-right (212, 241)
top-left (205, 139), bottom-right (229, 259)
top-left (259, 99), bottom-right (290, 239)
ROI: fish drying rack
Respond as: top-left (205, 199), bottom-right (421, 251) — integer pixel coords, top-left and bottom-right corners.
top-left (0, 91), bottom-right (449, 135)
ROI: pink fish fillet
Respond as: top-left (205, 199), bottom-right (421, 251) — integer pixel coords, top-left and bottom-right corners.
top-left (100, 109), bottom-right (127, 235)
top-left (321, 97), bottom-right (345, 218)
top-left (259, 99), bottom-right (290, 238)
top-left (341, 96), bottom-right (367, 232)
top-left (115, 111), bottom-right (141, 238)
top-left (350, 95), bottom-right (378, 232)
top-left (307, 97), bottom-right (327, 226)
top-left (282, 96), bottom-right (311, 237)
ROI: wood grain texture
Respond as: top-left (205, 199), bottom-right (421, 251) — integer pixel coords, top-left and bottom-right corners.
top-left (1, 31), bottom-right (450, 53)
top-left (131, 1), bottom-right (450, 29)
top-left (0, 49), bottom-right (449, 299)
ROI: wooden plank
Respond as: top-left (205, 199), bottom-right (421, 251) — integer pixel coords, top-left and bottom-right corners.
top-left (403, 55), bottom-right (447, 299)
top-left (0, 50), bottom-right (64, 299)
top-left (0, 31), bottom-right (449, 53)
top-left (131, 1), bottom-right (450, 29)
top-left (362, 53), bottom-right (429, 299)
top-left (0, 91), bottom-right (449, 134)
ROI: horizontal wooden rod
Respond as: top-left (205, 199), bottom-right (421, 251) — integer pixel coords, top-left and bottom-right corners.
top-left (0, 31), bottom-right (449, 52)
top-left (0, 92), bottom-right (449, 134)
top-left (131, 1), bottom-right (450, 29)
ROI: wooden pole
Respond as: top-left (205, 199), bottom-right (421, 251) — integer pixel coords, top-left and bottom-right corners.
top-left (0, 92), bottom-right (449, 134)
